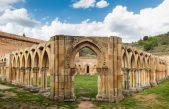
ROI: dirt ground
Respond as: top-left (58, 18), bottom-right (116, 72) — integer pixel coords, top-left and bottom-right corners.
top-left (78, 101), bottom-right (97, 109)
top-left (0, 84), bottom-right (12, 90)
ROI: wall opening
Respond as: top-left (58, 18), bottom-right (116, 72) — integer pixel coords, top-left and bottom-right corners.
top-left (73, 46), bottom-right (99, 99)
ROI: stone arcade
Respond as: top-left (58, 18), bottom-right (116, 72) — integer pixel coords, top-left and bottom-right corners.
top-left (0, 34), bottom-right (168, 102)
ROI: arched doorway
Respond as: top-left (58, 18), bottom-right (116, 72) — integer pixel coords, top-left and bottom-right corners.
top-left (21, 55), bottom-right (26, 84)
top-left (130, 54), bottom-right (136, 91)
top-left (41, 51), bottom-right (50, 90)
top-left (27, 54), bottom-right (32, 86)
top-left (12, 57), bottom-right (16, 82)
top-left (16, 57), bottom-right (20, 83)
top-left (122, 51), bottom-right (129, 93)
top-left (74, 47), bottom-right (98, 98)
top-left (33, 53), bottom-right (39, 87)
top-left (69, 41), bottom-right (104, 100)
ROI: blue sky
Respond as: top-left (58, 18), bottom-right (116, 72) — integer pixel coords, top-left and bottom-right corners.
top-left (13, 0), bottom-right (163, 23)
top-left (0, 0), bottom-right (168, 42)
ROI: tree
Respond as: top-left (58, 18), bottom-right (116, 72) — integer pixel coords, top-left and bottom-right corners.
top-left (143, 36), bottom-right (148, 41)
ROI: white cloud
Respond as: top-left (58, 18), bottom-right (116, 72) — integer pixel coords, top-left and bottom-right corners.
top-left (72, 0), bottom-right (96, 9)
top-left (72, 0), bottom-right (109, 9)
top-left (0, 8), bottom-right (40, 27)
top-left (0, 0), bottom-right (169, 43)
top-left (0, 0), bottom-right (25, 12)
top-left (96, 0), bottom-right (109, 8)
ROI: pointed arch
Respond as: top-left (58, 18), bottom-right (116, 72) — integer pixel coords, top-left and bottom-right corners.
top-left (27, 54), bottom-right (32, 68)
top-left (122, 50), bottom-right (128, 68)
top-left (70, 41), bottom-right (103, 68)
top-left (131, 53), bottom-right (136, 68)
top-left (34, 52), bottom-right (39, 67)
top-left (42, 51), bottom-right (49, 68)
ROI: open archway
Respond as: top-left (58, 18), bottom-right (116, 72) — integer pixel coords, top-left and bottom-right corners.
top-left (41, 51), bottom-right (50, 90)
top-left (33, 52), bottom-right (40, 87)
top-left (69, 41), bottom-right (105, 100)
top-left (12, 57), bottom-right (17, 82)
top-left (16, 57), bottom-right (20, 83)
top-left (27, 54), bottom-right (32, 86)
top-left (122, 51), bottom-right (129, 91)
top-left (130, 53), bottom-right (136, 91)
top-left (21, 55), bottom-right (26, 84)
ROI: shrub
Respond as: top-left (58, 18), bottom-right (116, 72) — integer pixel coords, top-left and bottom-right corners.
top-left (143, 36), bottom-right (148, 41)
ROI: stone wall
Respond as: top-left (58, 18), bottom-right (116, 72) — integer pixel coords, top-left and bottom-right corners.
top-left (0, 31), bottom-right (44, 55)
top-left (74, 52), bottom-right (97, 75)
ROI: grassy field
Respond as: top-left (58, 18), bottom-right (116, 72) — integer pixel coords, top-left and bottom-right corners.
top-left (75, 75), bottom-right (98, 98)
top-left (0, 75), bottom-right (169, 108)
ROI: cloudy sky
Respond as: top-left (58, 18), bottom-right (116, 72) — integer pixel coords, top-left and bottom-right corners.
top-left (0, 0), bottom-right (168, 42)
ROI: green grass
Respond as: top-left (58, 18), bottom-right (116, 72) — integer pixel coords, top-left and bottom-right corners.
top-left (75, 74), bottom-right (98, 98)
top-left (1, 76), bottom-right (169, 108)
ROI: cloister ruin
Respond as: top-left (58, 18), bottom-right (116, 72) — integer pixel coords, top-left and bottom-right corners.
top-left (0, 34), bottom-right (168, 102)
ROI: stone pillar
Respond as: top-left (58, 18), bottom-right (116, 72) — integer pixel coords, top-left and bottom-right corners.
top-left (25, 67), bottom-right (32, 86)
top-left (20, 67), bottom-right (25, 85)
top-left (122, 68), bottom-right (131, 96)
top-left (33, 67), bottom-right (39, 87)
top-left (96, 67), bottom-right (108, 101)
top-left (16, 67), bottom-right (20, 84)
top-left (50, 36), bottom-right (69, 101)
top-left (108, 37), bottom-right (123, 102)
top-left (41, 67), bottom-right (48, 91)
top-left (12, 67), bottom-right (16, 83)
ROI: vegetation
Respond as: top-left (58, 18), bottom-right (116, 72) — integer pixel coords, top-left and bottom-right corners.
top-left (1, 76), bottom-right (169, 108)
top-left (75, 75), bottom-right (98, 98)
top-left (130, 32), bottom-right (169, 55)
top-left (79, 47), bottom-right (97, 58)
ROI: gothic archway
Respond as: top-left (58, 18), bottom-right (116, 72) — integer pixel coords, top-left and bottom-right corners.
top-left (41, 51), bottom-right (50, 90)
top-left (69, 41), bottom-right (105, 100)
top-left (33, 52), bottom-right (40, 87)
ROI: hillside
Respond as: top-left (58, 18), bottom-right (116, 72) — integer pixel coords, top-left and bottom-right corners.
top-left (128, 32), bottom-right (169, 56)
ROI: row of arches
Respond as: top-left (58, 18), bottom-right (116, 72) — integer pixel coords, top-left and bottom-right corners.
top-left (0, 36), bottom-right (168, 102)
top-left (10, 42), bottom-right (51, 91)
top-left (122, 46), bottom-right (167, 95)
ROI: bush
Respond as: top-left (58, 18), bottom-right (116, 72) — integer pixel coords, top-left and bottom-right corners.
top-left (143, 37), bottom-right (159, 51)
top-left (143, 36), bottom-right (148, 41)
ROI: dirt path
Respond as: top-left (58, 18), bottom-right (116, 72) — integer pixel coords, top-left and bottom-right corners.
top-left (78, 101), bottom-right (97, 109)
top-left (0, 84), bottom-right (12, 90)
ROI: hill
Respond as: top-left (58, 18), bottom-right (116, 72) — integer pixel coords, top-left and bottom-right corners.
top-left (128, 32), bottom-right (169, 56)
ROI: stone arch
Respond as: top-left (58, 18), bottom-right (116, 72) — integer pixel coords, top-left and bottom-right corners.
top-left (41, 50), bottom-right (50, 90)
top-left (42, 51), bottom-right (49, 68)
top-left (122, 49), bottom-right (129, 68)
top-left (26, 53), bottom-right (32, 85)
top-left (121, 49), bottom-right (129, 90)
top-left (21, 55), bottom-right (26, 84)
top-left (27, 54), bottom-right (32, 67)
top-left (32, 52), bottom-right (40, 87)
top-left (68, 40), bottom-right (105, 100)
top-left (16, 56), bottom-right (20, 83)
top-left (137, 55), bottom-right (141, 87)
top-left (129, 52), bottom-right (136, 90)
top-left (34, 52), bottom-right (40, 67)
top-left (69, 41), bottom-right (104, 68)
top-left (11, 56), bottom-right (17, 82)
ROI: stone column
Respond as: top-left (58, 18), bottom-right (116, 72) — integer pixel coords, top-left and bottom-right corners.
top-left (25, 67), bottom-right (32, 86)
top-left (41, 67), bottom-right (48, 91)
top-left (122, 68), bottom-right (131, 96)
top-left (16, 67), bottom-right (20, 84)
top-left (70, 68), bottom-right (76, 100)
top-left (96, 67), bottom-right (108, 101)
top-left (32, 67), bottom-right (39, 87)
top-left (12, 67), bottom-right (16, 83)
top-left (108, 37), bottom-right (123, 102)
top-left (20, 67), bottom-right (25, 85)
